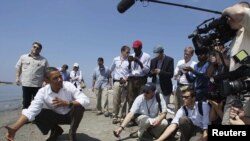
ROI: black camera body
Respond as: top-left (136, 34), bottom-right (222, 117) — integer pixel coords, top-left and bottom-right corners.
top-left (128, 55), bottom-right (134, 62)
top-left (216, 65), bottom-right (250, 96)
top-left (189, 16), bottom-right (250, 101)
top-left (189, 16), bottom-right (237, 53)
top-left (207, 64), bottom-right (250, 101)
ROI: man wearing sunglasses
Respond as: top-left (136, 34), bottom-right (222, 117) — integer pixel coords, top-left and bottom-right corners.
top-left (155, 87), bottom-right (210, 141)
top-left (15, 42), bottom-right (49, 109)
top-left (114, 82), bottom-right (169, 140)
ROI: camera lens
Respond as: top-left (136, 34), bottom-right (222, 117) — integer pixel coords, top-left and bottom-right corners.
top-left (229, 80), bottom-right (245, 94)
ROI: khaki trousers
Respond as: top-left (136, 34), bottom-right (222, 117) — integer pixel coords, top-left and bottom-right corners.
top-left (94, 87), bottom-right (109, 112)
top-left (112, 82), bottom-right (127, 118)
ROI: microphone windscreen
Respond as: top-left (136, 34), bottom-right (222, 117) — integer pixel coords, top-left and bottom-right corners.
top-left (117, 0), bottom-right (135, 13)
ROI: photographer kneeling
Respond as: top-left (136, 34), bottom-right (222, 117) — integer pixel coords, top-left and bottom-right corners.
top-left (221, 1), bottom-right (250, 125)
top-left (114, 82), bottom-right (169, 140)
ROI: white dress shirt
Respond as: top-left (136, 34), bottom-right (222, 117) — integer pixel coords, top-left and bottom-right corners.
top-left (129, 52), bottom-right (151, 77)
top-left (174, 59), bottom-right (197, 84)
top-left (172, 101), bottom-right (210, 130)
top-left (70, 70), bottom-right (83, 89)
top-left (22, 81), bottom-right (90, 121)
top-left (110, 56), bottom-right (130, 80)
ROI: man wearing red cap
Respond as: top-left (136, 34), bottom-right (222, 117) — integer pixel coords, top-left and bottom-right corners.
top-left (127, 40), bottom-right (151, 114)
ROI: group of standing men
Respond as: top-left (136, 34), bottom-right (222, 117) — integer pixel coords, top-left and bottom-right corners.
top-left (92, 40), bottom-right (175, 125)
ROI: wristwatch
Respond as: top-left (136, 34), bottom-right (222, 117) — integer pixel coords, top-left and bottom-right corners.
top-left (68, 101), bottom-right (73, 108)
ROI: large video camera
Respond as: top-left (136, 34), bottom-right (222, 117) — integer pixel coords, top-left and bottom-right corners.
top-left (188, 16), bottom-right (241, 101)
top-left (188, 16), bottom-right (237, 52)
top-left (208, 50), bottom-right (250, 101)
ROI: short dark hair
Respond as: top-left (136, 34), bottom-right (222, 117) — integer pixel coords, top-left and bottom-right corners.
top-left (98, 57), bottom-right (104, 62)
top-left (121, 45), bottom-right (130, 52)
top-left (32, 42), bottom-right (42, 49)
top-left (45, 67), bottom-right (58, 79)
top-left (181, 86), bottom-right (196, 97)
top-left (62, 64), bottom-right (68, 70)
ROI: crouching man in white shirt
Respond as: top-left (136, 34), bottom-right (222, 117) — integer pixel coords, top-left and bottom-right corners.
top-left (114, 82), bottom-right (169, 140)
top-left (5, 67), bottom-right (90, 141)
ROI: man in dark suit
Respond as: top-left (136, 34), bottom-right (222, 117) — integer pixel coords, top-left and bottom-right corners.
top-left (149, 45), bottom-right (174, 114)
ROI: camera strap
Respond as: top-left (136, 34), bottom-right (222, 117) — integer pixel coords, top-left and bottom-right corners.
top-left (217, 51), bottom-right (229, 73)
top-left (155, 92), bottom-right (162, 113)
top-left (183, 101), bottom-right (203, 116)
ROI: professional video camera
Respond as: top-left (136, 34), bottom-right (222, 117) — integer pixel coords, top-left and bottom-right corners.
top-left (188, 16), bottom-right (237, 53)
top-left (208, 50), bottom-right (250, 101)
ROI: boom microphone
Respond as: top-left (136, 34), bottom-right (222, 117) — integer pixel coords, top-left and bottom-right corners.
top-left (117, 0), bottom-right (135, 13)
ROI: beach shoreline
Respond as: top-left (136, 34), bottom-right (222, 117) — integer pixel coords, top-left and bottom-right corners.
top-left (0, 89), bottom-right (140, 141)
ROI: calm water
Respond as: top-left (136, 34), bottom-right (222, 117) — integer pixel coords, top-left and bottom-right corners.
top-left (0, 85), bottom-right (22, 112)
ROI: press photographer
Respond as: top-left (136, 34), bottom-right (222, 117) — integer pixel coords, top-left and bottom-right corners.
top-left (221, 1), bottom-right (250, 125)
top-left (189, 1), bottom-right (250, 125)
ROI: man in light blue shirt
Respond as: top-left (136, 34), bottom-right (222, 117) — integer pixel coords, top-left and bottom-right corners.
top-left (60, 64), bottom-right (70, 81)
top-left (92, 57), bottom-right (111, 116)
top-left (155, 88), bottom-right (210, 141)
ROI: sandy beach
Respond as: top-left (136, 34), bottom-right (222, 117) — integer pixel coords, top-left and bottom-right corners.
top-left (0, 89), bottom-right (175, 141)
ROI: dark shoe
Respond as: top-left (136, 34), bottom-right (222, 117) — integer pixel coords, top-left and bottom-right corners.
top-left (96, 111), bottom-right (103, 116)
top-left (46, 126), bottom-right (63, 141)
top-left (104, 111), bottom-right (109, 117)
top-left (112, 118), bottom-right (119, 124)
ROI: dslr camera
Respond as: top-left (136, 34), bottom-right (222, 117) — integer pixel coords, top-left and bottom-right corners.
top-left (128, 55), bottom-right (134, 62)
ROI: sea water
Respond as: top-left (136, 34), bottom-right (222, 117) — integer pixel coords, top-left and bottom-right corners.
top-left (0, 85), bottom-right (22, 112)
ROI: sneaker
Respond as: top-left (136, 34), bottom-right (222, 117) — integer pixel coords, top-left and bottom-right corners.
top-left (46, 125), bottom-right (63, 141)
top-left (167, 108), bottom-right (175, 115)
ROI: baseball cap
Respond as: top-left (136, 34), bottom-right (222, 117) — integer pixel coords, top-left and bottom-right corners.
top-left (73, 63), bottom-right (79, 67)
top-left (132, 40), bottom-right (142, 48)
top-left (142, 82), bottom-right (156, 92)
top-left (153, 45), bottom-right (164, 53)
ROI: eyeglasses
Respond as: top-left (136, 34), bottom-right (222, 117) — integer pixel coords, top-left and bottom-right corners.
top-left (182, 96), bottom-right (191, 99)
